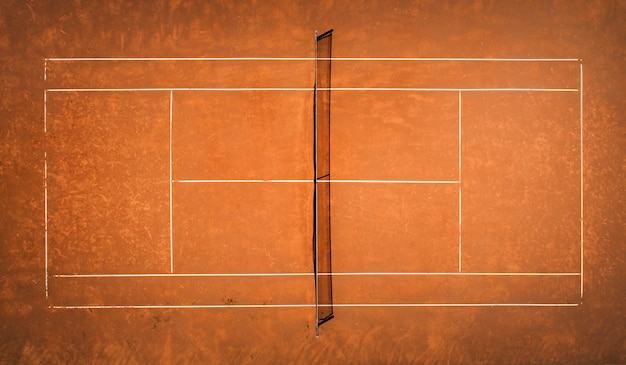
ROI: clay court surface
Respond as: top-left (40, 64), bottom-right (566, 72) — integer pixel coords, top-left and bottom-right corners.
top-left (1, 1), bottom-right (625, 364)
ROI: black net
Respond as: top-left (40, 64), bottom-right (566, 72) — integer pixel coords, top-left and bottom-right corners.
top-left (316, 31), bottom-right (332, 180)
top-left (314, 29), bottom-right (334, 331)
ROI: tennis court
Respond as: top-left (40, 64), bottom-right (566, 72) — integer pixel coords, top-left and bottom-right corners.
top-left (2, 1), bottom-right (625, 363)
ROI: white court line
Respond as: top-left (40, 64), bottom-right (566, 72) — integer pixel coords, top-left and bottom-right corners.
top-left (55, 273), bottom-right (313, 278)
top-left (331, 58), bottom-right (581, 62)
top-left (45, 88), bottom-right (313, 92)
top-left (44, 76), bottom-right (48, 297)
top-left (46, 57), bottom-right (315, 61)
top-left (173, 179), bottom-right (459, 184)
top-left (332, 303), bottom-right (579, 307)
top-left (326, 88), bottom-right (578, 92)
top-left (169, 90), bottom-right (174, 273)
top-left (52, 304), bottom-right (314, 309)
top-left (318, 179), bottom-right (459, 184)
top-left (314, 31), bottom-right (320, 336)
top-left (579, 65), bottom-right (584, 298)
top-left (458, 91), bottom-right (463, 272)
top-left (44, 152), bottom-right (48, 298)
top-left (44, 87), bottom-right (578, 93)
top-left (45, 57), bottom-right (580, 62)
top-left (325, 272), bottom-right (580, 276)
top-left (53, 272), bottom-right (580, 278)
top-left (50, 303), bottom-right (578, 309)
top-left (43, 91), bottom-right (47, 132)
top-left (174, 179), bottom-right (312, 183)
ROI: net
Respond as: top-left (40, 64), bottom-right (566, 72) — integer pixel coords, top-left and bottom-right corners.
top-left (314, 29), bottom-right (334, 334)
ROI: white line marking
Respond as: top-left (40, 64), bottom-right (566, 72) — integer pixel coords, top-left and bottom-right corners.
top-left (172, 179), bottom-right (459, 184)
top-left (46, 88), bottom-right (313, 92)
top-left (55, 273), bottom-right (313, 278)
top-left (332, 58), bottom-right (581, 62)
top-left (50, 303), bottom-right (579, 309)
top-left (44, 152), bottom-right (48, 298)
top-left (326, 272), bottom-right (581, 276)
top-left (44, 79), bottom-right (49, 298)
top-left (580, 63), bottom-right (584, 299)
top-left (458, 91), bottom-right (462, 272)
top-left (44, 87), bottom-right (578, 93)
top-left (47, 57), bottom-right (315, 62)
top-left (43, 91), bottom-right (47, 133)
top-left (52, 304), bottom-right (315, 309)
top-left (169, 90), bottom-right (174, 273)
top-left (174, 179), bottom-right (312, 183)
top-left (53, 272), bottom-right (580, 278)
top-left (318, 179), bottom-right (459, 184)
top-left (45, 57), bottom-right (580, 62)
top-left (314, 30), bottom-right (320, 337)
top-left (331, 303), bottom-right (579, 307)
top-left (325, 88), bottom-right (578, 92)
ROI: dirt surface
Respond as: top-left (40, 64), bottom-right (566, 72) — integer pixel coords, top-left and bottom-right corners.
top-left (1, 0), bottom-right (626, 363)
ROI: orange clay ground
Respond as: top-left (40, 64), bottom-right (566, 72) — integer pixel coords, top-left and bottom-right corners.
top-left (1, 1), bottom-right (625, 363)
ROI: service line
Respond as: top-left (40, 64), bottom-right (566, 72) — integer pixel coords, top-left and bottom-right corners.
top-left (317, 180), bottom-right (459, 184)
top-left (169, 90), bottom-right (174, 273)
top-left (174, 179), bottom-right (311, 183)
top-left (458, 91), bottom-right (463, 272)
top-left (173, 179), bottom-right (459, 184)
top-left (580, 63), bottom-right (584, 299)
